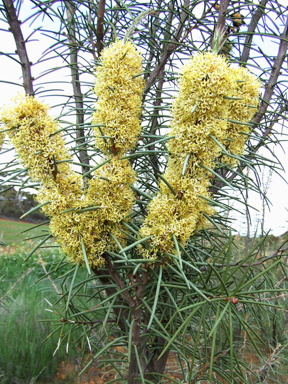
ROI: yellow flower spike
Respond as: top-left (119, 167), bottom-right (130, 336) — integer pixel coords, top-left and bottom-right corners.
top-left (139, 161), bottom-right (216, 256)
top-left (86, 40), bottom-right (145, 265)
top-left (139, 52), bottom-right (245, 259)
top-left (0, 95), bottom-right (81, 186)
top-left (221, 67), bottom-right (261, 167)
top-left (93, 40), bottom-right (144, 155)
top-left (139, 53), bottom-right (261, 261)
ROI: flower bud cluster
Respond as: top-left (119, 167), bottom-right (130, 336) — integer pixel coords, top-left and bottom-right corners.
top-left (139, 52), bottom-right (260, 260)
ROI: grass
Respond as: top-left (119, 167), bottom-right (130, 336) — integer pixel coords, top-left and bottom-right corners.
top-left (0, 243), bottom-right (100, 384)
top-left (0, 274), bottom-right (69, 383)
top-left (0, 218), bottom-right (49, 246)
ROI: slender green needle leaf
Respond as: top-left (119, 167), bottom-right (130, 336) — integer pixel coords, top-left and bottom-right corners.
top-left (208, 263), bottom-right (229, 296)
top-left (141, 135), bottom-right (175, 149)
top-left (158, 303), bottom-right (200, 360)
top-left (76, 206), bottom-right (109, 214)
top-left (235, 258), bottom-right (281, 294)
top-left (0, 167), bottom-right (28, 187)
top-left (78, 336), bottom-right (126, 376)
top-left (182, 153), bottom-right (191, 176)
top-left (202, 212), bottom-right (224, 234)
top-left (128, 318), bottom-right (135, 364)
top-left (82, 159), bottom-right (111, 177)
top-left (189, 307), bottom-right (205, 382)
top-left (102, 295), bottom-right (116, 334)
top-left (209, 134), bottom-right (228, 153)
top-left (223, 96), bottom-right (242, 100)
top-left (191, 103), bottom-right (198, 113)
top-left (172, 234), bottom-right (183, 269)
top-left (232, 308), bottom-right (263, 356)
top-left (197, 194), bottom-right (227, 209)
top-left (20, 220), bottom-right (50, 234)
top-left (147, 266), bottom-right (162, 329)
top-left (157, 174), bottom-right (177, 196)
top-left (134, 345), bottom-right (145, 384)
top-left (81, 240), bottom-right (91, 275)
top-left (226, 119), bottom-right (253, 126)
top-left (66, 263), bottom-right (80, 312)
top-left (109, 233), bottom-right (128, 260)
top-left (209, 301), bottom-right (220, 380)
top-left (128, 184), bottom-right (153, 200)
top-left (209, 302), bottom-right (229, 337)
top-left (24, 234), bottom-right (52, 262)
top-left (119, 236), bottom-right (152, 254)
top-left (201, 164), bottom-right (234, 189)
top-left (20, 201), bottom-right (50, 219)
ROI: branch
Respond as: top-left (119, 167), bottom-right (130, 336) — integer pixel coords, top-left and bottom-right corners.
top-left (103, 252), bottom-right (136, 308)
top-left (3, 0), bottom-right (34, 95)
top-left (92, 266), bottom-right (131, 333)
top-left (88, 0), bottom-right (97, 60)
top-left (65, 1), bottom-right (90, 175)
top-left (240, 0), bottom-right (269, 64)
top-left (148, 70), bottom-right (165, 179)
top-left (252, 15), bottom-right (288, 130)
top-left (144, 0), bottom-right (190, 93)
top-left (215, 0), bottom-right (229, 33)
top-left (143, 9), bottom-right (161, 82)
top-left (96, 0), bottom-right (106, 56)
top-left (128, 270), bottom-right (149, 383)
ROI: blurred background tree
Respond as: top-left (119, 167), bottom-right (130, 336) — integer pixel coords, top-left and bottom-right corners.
top-left (0, 0), bottom-right (288, 383)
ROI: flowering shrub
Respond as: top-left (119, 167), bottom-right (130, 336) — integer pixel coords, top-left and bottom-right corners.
top-left (1, 2), bottom-right (287, 382)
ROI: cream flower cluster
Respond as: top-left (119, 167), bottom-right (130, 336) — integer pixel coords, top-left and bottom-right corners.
top-left (93, 40), bottom-right (144, 155)
top-left (139, 52), bottom-right (261, 260)
top-left (75, 40), bottom-right (144, 265)
top-left (1, 40), bottom-right (144, 268)
top-left (49, 158), bottom-right (136, 266)
top-left (1, 95), bottom-right (81, 185)
top-left (51, 40), bottom-right (144, 266)
top-left (221, 67), bottom-right (260, 166)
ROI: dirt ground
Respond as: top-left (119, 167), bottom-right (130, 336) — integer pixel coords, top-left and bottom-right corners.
top-left (51, 351), bottom-right (185, 384)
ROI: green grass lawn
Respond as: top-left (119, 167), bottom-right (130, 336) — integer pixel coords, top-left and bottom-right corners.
top-left (0, 218), bottom-right (49, 246)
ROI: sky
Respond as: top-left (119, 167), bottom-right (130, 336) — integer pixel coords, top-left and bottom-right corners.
top-left (0, 0), bottom-right (287, 236)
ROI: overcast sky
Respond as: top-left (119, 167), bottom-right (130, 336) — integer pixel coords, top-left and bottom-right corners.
top-left (0, 0), bottom-right (287, 236)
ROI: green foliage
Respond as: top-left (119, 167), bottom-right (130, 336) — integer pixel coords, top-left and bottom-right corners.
top-left (0, 0), bottom-right (288, 383)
